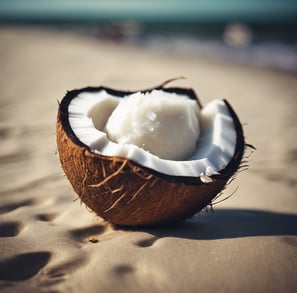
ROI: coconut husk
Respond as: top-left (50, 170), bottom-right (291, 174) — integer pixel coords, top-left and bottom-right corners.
top-left (56, 86), bottom-right (245, 226)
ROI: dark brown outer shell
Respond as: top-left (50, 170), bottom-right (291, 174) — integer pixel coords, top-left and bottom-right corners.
top-left (56, 86), bottom-right (245, 226)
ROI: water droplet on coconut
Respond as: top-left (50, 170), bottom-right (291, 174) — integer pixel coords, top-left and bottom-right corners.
top-left (147, 112), bottom-right (157, 121)
top-left (147, 124), bottom-right (155, 132)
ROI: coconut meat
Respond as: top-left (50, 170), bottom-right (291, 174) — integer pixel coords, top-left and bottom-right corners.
top-left (68, 89), bottom-right (237, 177)
top-left (104, 91), bottom-right (200, 161)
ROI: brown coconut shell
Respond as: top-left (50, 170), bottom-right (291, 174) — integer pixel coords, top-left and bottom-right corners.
top-left (56, 85), bottom-right (245, 226)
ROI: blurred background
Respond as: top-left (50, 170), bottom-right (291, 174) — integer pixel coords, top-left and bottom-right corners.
top-left (1, 0), bottom-right (297, 72)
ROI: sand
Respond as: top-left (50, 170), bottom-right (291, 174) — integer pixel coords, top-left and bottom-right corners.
top-left (0, 26), bottom-right (296, 293)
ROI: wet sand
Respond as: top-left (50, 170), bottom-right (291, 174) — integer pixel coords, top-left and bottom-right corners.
top-left (0, 27), bottom-right (296, 293)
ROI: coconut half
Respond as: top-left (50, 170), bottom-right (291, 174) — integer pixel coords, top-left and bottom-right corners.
top-left (56, 84), bottom-right (245, 226)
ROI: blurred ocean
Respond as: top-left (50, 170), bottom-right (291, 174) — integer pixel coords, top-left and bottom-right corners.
top-left (119, 25), bottom-right (297, 73)
top-left (1, 0), bottom-right (296, 72)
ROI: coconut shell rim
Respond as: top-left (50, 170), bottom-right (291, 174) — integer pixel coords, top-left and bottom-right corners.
top-left (57, 85), bottom-right (245, 185)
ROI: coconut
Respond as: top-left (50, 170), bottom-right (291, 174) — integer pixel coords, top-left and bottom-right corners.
top-left (56, 82), bottom-right (246, 226)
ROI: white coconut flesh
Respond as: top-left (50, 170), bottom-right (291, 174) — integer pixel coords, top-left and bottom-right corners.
top-left (68, 89), bottom-right (237, 177)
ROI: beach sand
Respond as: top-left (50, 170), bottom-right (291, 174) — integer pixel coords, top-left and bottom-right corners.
top-left (0, 27), bottom-right (296, 293)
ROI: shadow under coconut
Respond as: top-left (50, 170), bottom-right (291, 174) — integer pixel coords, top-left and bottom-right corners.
top-left (139, 209), bottom-right (297, 241)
